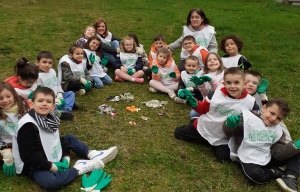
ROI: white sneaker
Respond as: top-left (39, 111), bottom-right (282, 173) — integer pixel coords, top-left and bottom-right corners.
top-left (88, 146), bottom-right (118, 163)
top-left (79, 89), bottom-right (86, 95)
top-left (73, 159), bottom-right (104, 175)
top-left (167, 90), bottom-right (176, 100)
top-left (149, 87), bottom-right (158, 93)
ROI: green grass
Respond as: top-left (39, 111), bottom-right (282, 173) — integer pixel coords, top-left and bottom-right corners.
top-left (0, 0), bottom-right (300, 191)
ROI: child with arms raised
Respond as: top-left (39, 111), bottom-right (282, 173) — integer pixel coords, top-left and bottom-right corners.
top-left (0, 82), bottom-right (29, 177)
top-left (149, 47), bottom-right (180, 100)
top-left (83, 36), bottom-right (112, 88)
top-left (114, 36), bottom-right (144, 83)
top-left (76, 26), bottom-right (96, 46)
top-left (12, 87), bottom-right (118, 190)
top-left (36, 51), bottom-right (75, 120)
top-left (58, 44), bottom-right (93, 95)
top-left (223, 98), bottom-right (299, 192)
top-left (220, 35), bottom-right (251, 70)
top-left (174, 67), bottom-right (259, 162)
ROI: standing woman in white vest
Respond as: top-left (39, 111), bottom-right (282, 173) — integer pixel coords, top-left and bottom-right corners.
top-left (168, 8), bottom-right (218, 72)
top-left (93, 18), bottom-right (121, 69)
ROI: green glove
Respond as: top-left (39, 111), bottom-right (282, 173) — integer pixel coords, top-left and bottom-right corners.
top-left (178, 89), bottom-right (191, 99)
top-left (92, 171), bottom-right (112, 191)
top-left (101, 56), bottom-right (109, 67)
top-left (53, 162), bottom-right (68, 172)
top-left (169, 72), bottom-right (177, 78)
top-left (294, 140), bottom-right (300, 149)
top-left (151, 65), bottom-right (159, 74)
top-left (127, 68), bottom-right (136, 76)
top-left (81, 169), bottom-right (104, 191)
top-left (89, 54), bottom-right (95, 64)
top-left (190, 75), bottom-right (204, 86)
top-left (200, 76), bottom-right (212, 82)
top-left (186, 94), bottom-right (198, 108)
top-left (257, 78), bottom-right (269, 94)
top-left (61, 157), bottom-right (70, 169)
top-left (28, 91), bottom-right (34, 99)
top-left (3, 163), bottom-right (16, 177)
top-left (83, 80), bottom-right (93, 91)
top-left (56, 99), bottom-right (66, 110)
top-left (226, 115), bottom-right (241, 128)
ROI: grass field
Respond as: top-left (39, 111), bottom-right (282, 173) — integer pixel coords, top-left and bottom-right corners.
top-left (0, 0), bottom-right (300, 191)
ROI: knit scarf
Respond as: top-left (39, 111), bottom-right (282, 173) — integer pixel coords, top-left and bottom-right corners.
top-left (3, 104), bottom-right (18, 114)
top-left (29, 109), bottom-right (60, 133)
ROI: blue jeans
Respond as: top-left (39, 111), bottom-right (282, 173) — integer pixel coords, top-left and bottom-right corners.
top-left (27, 134), bottom-right (90, 190)
top-left (111, 40), bottom-right (119, 49)
top-left (102, 51), bottom-right (117, 68)
top-left (190, 109), bottom-right (200, 118)
top-left (92, 75), bottom-right (112, 88)
top-left (55, 91), bottom-right (75, 112)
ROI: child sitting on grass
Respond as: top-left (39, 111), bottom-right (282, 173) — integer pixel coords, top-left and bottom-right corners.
top-left (174, 67), bottom-right (259, 162)
top-left (114, 36), bottom-right (144, 84)
top-left (149, 47), bottom-right (180, 100)
top-left (76, 26), bottom-right (96, 46)
top-left (128, 33), bottom-right (148, 71)
top-left (0, 82), bottom-right (29, 177)
top-left (220, 35), bottom-right (251, 71)
top-left (177, 35), bottom-right (209, 72)
top-left (36, 51), bottom-right (76, 121)
top-left (223, 98), bottom-right (299, 192)
top-left (58, 44), bottom-right (93, 96)
top-left (83, 36), bottom-right (112, 88)
top-left (12, 87), bottom-right (118, 191)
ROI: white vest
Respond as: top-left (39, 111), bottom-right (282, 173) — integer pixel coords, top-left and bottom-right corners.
top-left (58, 55), bottom-right (86, 83)
top-left (37, 69), bottom-right (63, 96)
top-left (181, 70), bottom-right (201, 88)
top-left (181, 46), bottom-right (207, 70)
top-left (97, 32), bottom-right (113, 45)
top-left (197, 86), bottom-right (255, 146)
top-left (13, 113), bottom-right (62, 174)
top-left (235, 110), bottom-right (282, 165)
top-left (221, 54), bottom-right (242, 68)
top-left (83, 49), bottom-right (106, 78)
top-left (120, 52), bottom-right (138, 69)
top-left (252, 92), bottom-right (262, 110)
top-left (182, 25), bottom-right (214, 48)
top-left (15, 83), bottom-right (38, 100)
top-left (199, 70), bottom-right (224, 91)
top-left (158, 61), bottom-right (176, 86)
top-left (0, 112), bottom-right (19, 143)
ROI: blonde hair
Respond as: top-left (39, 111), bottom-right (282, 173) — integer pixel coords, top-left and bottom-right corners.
top-left (119, 36), bottom-right (137, 52)
top-left (82, 26), bottom-right (95, 38)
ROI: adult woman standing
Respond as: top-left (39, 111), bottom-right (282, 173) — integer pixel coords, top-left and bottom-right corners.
top-left (93, 18), bottom-right (121, 68)
top-left (169, 8), bottom-right (218, 71)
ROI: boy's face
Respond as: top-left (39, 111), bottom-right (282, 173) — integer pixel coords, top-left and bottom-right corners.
top-left (245, 74), bottom-right (260, 95)
top-left (184, 59), bottom-right (200, 74)
top-left (31, 93), bottom-right (55, 116)
top-left (70, 48), bottom-right (84, 63)
top-left (261, 104), bottom-right (284, 127)
top-left (183, 40), bottom-right (196, 53)
top-left (223, 74), bottom-right (247, 99)
top-left (154, 40), bottom-right (165, 51)
top-left (224, 39), bottom-right (238, 56)
top-left (36, 58), bottom-right (53, 73)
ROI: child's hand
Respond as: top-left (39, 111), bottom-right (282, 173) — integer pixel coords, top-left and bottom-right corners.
top-left (186, 94), bottom-right (198, 108)
top-left (89, 54), bottom-right (95, 64)
top-left (178, 89), bottom-right (191, 99)
top-left (190, 75), bottom-right (204, 85)
top-left (83, 80), bottom-right (93, 91)
top-left (52, 162), bottom-right (68, 172)
top-left (200, 76), bottom-right (212, 82)
top-left (120, 66), bottom-right (127, 73)
top-left (3, 163), bottom-right (16, 177)
top-left (293, 140), bottom-right (300, 149)
top-left (257, 78), bottom-right (269, 94)
top-left (101, 56), bottom-right (109, 67)
top-left (169, 72), bottom-right (177, 78)
top-left (127, 68), bottom-right (136, 76)
top-left (151, 65), bottom-right (158, 74)
top-left (55, 98), bottom-right (66, 110)
top-left (226, 115), bottom-right (241, 128)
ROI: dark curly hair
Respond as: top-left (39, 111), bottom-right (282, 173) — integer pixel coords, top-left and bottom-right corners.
top-left (220, 35), bottom-right (244, 54)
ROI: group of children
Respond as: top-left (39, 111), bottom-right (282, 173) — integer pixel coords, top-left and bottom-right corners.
top-left (0, 16), bottom-right (298, 191)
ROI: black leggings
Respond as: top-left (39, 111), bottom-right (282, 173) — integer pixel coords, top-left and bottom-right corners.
top-left (66, 80), bottom-right (81, 92)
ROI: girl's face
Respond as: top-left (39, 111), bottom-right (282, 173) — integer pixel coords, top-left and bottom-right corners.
top-left (89, 39), bottom-right (100, 51)
top-left (70, 48), bottom-right (84, 63)
top-left (206, 54), bottom-right (220, 72)
top-left (18, 77), bottom-right (36, 88)
top-left (157, 52), bottom-right (168, 66)
top-left (224, 39), bottom-right (239, 56)
top-left (0, 88), bottom-right (15, 110)
top-left (190, 11), bottom-right (203, 29)
top-left (97, 22), bottom-right (106, 35)
top-left (84, 27), bottom-right (95, 39)
top-left (124, 39), bottom-right (134, 52)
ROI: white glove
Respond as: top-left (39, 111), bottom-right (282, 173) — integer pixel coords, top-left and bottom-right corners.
top-left (56, 93), bottom-right (63, 100)
top-left (80, 78), bottom-right (87, 84)
top-left (1, 149), bottom-right (13, 166)
top-left (55, 98), bottom-right (61, 105)
top-left (50, 163), bottom-right (58, 172)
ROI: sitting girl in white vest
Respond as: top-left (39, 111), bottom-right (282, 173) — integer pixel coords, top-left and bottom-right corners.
top-left (0, 82), bottom-right (29, 177)
top-left (83, 36), bottom-right (112, 89)
top-left (149, 47), bottom-right (180, 100)
top-left (58, 44), bottom-right (93, 96)
top-left (114, 36), bottom-right (145, 84)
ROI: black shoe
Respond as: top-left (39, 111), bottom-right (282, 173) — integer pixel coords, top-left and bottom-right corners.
top-left (276, 175), bottom-right (298, 192)
top-left (270, 167), bottom-right (285, 179)
top-left (60, 111), bottom-right (74, 121)
top-left (72, 101), bottom-right (79, 110)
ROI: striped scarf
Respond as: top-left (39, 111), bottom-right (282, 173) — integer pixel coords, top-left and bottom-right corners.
top-left (29, 109), bottom-right (60, 133)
